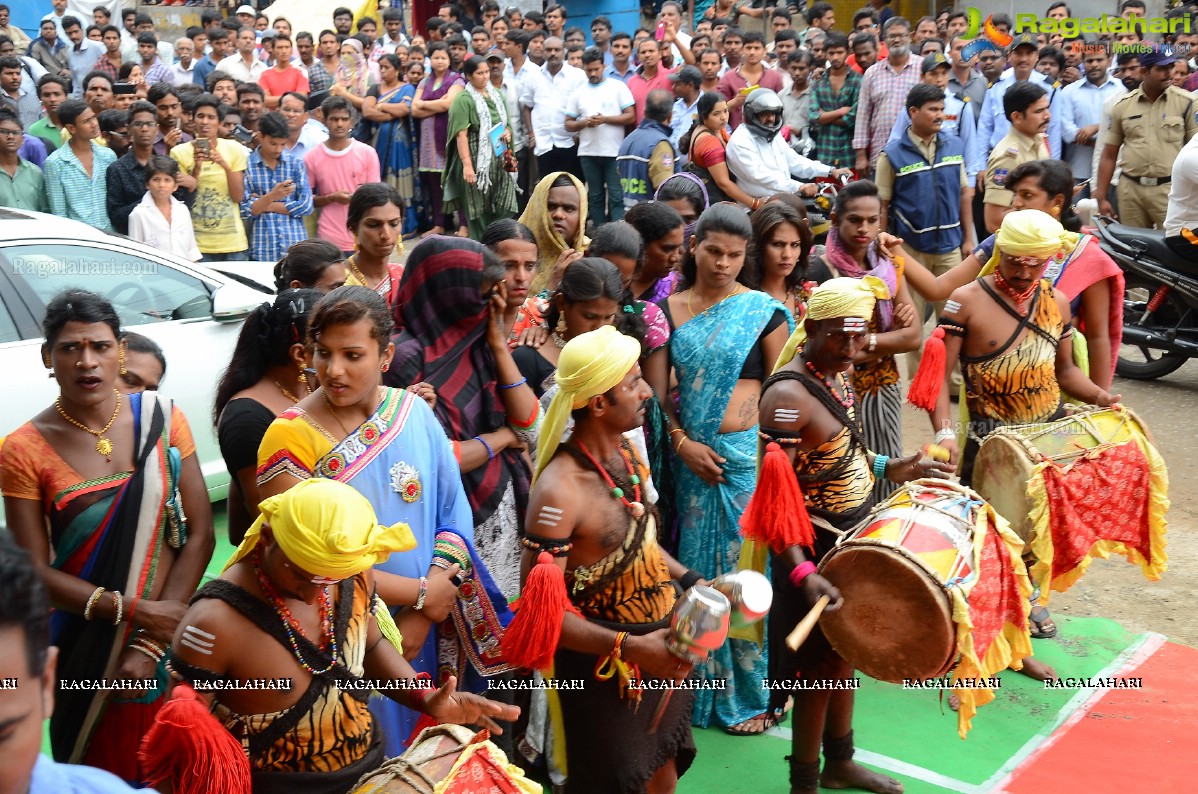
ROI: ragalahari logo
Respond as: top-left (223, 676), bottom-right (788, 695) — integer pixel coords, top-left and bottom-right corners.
top-left (960, 7), bottom-right (1013, 60)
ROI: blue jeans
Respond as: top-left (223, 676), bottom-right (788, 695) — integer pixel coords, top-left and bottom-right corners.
top-left (200, 250), bottom-right (250, 262)
top-left (580, 156), bottom-right (623, 225)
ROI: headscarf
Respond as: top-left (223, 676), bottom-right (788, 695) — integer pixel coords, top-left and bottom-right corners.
top-left (519, 172), bottom-right (591, 294)
top-left (385, 236), bottom-right (530, 525)
top-left (226, 478), bottom-right (416, 580)
top-left (534, 326), bottom-right (643, 482)
top-left (336, 38), bottom-right (371, 96)
top-left (979, 209), bottom-right (1079, 278)
top-left (824, 226), bottom-right (899, 331)
top-left (773, 275), bottom-right (891, 372)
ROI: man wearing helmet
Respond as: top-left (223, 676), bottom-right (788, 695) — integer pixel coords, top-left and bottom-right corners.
top-left (726, 87), bottom-right (852, 208)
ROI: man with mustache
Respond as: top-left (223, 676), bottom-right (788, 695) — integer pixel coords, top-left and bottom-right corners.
top-left (982, 81), bottom-right (1051, 233)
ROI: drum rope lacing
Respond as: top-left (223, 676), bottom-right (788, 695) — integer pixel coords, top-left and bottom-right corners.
top-left (989, 405), bottom-right (1133, 465)
top-left (350, 743), bottom-right (467, 793)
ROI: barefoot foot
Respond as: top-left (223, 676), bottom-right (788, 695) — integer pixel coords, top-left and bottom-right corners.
top-left (1017, 657), bottom-right (1058, 682)
top-left (421, 226), bottom-right (444, 239)
top-left (821, 760), bottom-right (904, 793)
top-left (948, 692), bottom-right (960, 711)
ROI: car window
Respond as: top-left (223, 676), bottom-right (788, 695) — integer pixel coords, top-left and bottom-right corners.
top-left (4, 244), bottom-right (213, 328)
top-left (0, 298), bottom-right (18, 343)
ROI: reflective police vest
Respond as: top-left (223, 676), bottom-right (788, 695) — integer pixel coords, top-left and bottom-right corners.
top-left (883, 132), bottom-right (965, 255)
top-left (617, 118), bottom-right (677, 210)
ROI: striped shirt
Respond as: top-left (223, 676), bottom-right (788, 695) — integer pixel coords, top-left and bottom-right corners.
top-left (240, 150), bottom-right (313, 261)
top-left (853, 55), bottom-right (922, 167)
top-left (43, 141), bottom-right (116, 231)
top-left (809, 68), bottom-right (862, 168)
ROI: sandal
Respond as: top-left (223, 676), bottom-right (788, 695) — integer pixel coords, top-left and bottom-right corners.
top-left (723, 711), bottom-right (778, 736)
top-left (1029, 604), bottom-right (1058, 639)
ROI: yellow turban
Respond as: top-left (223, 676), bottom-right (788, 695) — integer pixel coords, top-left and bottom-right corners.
top-left (534, 325), bottom-right (642, 483)
top-left (773, 275), bottom-right (891, 373)
top-left (980, 209), bottom-right (1080, 278)
top-left (226, 478), bottom-right (417, 580)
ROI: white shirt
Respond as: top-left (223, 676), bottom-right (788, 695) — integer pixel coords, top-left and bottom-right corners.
top-left (495, 79), bottom-right (525, 153)
top-left (725, 124), bottom-right (832, 198)
top-left (565, 77), bottom-right (635, 158)
top-left (216, 53), bottom-right (268, 84)
top-left (521, 62), bottom-right (585, 156)
top-left (19, 57), bottom-right (47, 96)
top-left (170, 60), bottom-right (196, 85)
top-left (128, 193), bottom-right (201, 261)
top-left (288, 122), bottom-right (329, 160)
top-left (1165, 134), bottom-right (1198, 236)
top-left (1091, 89), bottom-right (1130, 191)
top-left (1057, 75), bottom-right (1122, 180)
top-left (504, 58), bottom-right (537, 150)
top-left (121, 38), bottom-right (175, 65)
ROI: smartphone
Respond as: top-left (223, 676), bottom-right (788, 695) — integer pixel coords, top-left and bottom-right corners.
top-left (113, 82), bottom-right (136, 96)
top-left (230, 124), bottom-right (254, 146)
top-left (194, 138), bottom-right (210, 154)
top-left (655, 20), bottom-right (667, 41)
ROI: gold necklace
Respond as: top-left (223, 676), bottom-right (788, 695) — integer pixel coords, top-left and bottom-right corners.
top-left (348, 255), bottom-right (387, 292)
top-left (687, 283), bottom-right (741, 318)
top-left (322, 386), bottom-right (383, 436)
top-left (274, 380), bottom-right (299, 403)
top-left (56, 388), bottom-right (121, 460)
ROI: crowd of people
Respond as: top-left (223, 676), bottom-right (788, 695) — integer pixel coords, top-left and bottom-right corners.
top-left (0, 0), bottom-right (1180, 792)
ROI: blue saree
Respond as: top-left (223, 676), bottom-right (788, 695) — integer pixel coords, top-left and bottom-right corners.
top-left (669, 290), bottom-right (793, 728)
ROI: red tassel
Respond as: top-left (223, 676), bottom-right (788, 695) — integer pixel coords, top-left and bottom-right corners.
top-left (139, 683), bottom-right (251, 794)
top-left (501, 551), bottom-right (578, 670)
top-left (907, 327), bottom-right (947, 412)
top-left (739, 443), bottom-right (816, 554)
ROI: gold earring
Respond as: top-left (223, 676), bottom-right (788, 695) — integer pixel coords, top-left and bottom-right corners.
top-left (555, 314), bottom-right (567, 335)
top-left (1051, 206), bottom-right (1060, 216)
top-left (297, 365), bottom-right (309, 389)
top-left (42, 352), bottom-right (51, 369)
top-left (119, 348), bottom-right (127, 376)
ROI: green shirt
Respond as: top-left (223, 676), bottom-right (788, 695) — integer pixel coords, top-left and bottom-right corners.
top-left (0, 158), bottom-right (47, 213)
top-left (28, 118), bottom-right (63, 155)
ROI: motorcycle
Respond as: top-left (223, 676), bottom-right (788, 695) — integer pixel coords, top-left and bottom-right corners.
top-left (1092, 216), bottom-right (1198, 379)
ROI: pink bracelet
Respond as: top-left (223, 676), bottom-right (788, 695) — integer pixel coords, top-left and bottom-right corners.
top-left (789, 561), bottom-right (817, 588)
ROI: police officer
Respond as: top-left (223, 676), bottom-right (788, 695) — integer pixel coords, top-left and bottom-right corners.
top-left (1096, 44), bottom-right (1198, 229)
top-left (972, 33), bottom-right (1063, 178)
top-left (982, 81), bottom-right (1051, 233)
top-left (616, 88), bottom-right (678, 211)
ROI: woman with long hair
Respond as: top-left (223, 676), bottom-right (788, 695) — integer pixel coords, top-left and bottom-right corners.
top-left (343, 183), bottom-right (406, 310)
top-left (805, 180), bottom-right (921, 501)
top-left (362, 54), bottom-right (422, 238)
top-left (681, 92), bottom-right (759, 208)
top-left (330, 37), bottom-right (377, 111)
top-left (273, 239), bottom-right (347, 292)
top-left (482, 218), bottom-right (545, 345)
top-left (214, 289), bottom-right (321, 545)
top-left (519, 171), bottom-right (589, 294)
top-left (1, 290), bottom-right (213, 778)
top-left (625, 201), bottom-right (685, 303)
top-left (902, 159), bottom-right (1123, 390)
top-left (119, 62), bottom-right (148, 99)
top-left (743, 200), bottom-right (815, 320)
top-left (645, 204), bottom-right (794, 734)
top-left (257, 285), bottom-right (512, 757)
top-left (412, 42), bottom-right (465, 237)
top-left (444, 55), bottom-right (518, 240)
top-left (385, 236), bottom-right (542, 604)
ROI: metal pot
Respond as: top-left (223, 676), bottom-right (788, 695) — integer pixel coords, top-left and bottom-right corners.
top-left (666, 585), bottom-right (731, 665)
top-left (710, 570), bottom-right (773, 629)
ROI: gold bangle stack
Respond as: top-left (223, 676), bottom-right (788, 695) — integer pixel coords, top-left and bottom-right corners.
top-left (111, 591), bottom-right (124, 626)
top-left (84, 586), bottom-right (106, 621)
top-left (129, 629), bottom-right (166, 663)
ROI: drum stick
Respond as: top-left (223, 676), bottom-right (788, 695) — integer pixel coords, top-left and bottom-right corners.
top-left (786, 595), bottom-right (831, 651)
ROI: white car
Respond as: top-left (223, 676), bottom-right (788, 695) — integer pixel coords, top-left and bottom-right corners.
top-left (0, 209), bottom-right (277, 525)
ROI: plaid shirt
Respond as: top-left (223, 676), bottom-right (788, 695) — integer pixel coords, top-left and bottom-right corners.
top-left (142, 57), bottom-right (174, 86)
top-left (239, 150), bottom-right (313, 261)
top-left (307, 62), bottom-right (333, 94)
top-left (853, 55), bottom-right (922, 167)
top-left (808, 69), bottom-right (862, 168)
top-left (44, 141), bottom-right (116, 231)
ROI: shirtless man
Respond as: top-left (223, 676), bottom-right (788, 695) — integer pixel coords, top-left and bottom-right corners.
top-left (156, 479), bottom-right (518, 792)
top-left (755, 277), bottom-right (950, 794)
top-left (506, 325), bottom-right (698, 794)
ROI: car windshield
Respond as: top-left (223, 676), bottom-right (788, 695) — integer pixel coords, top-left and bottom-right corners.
top-left (4, 244), bottom-right (214, 326)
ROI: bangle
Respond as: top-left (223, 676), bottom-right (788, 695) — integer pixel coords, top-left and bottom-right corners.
top-left (872, 455), bottom-right (889, 480)
top-left (680, 569), bottom-right (703, 589)
top-left (499, 377), bottom-right (527, 390)
top-left (474, 435), bottom-right (495, 460)
top-left (668, 428), bottom-right (687, 438)
top-left (934, 427), bottom-right (955, 443)
top-left (409, 671), bottom-right (435, 710)
top-left (129, 643), bottom-right (162, 663)
top-left (674, 434), bottom-right (688, 453)
top-left (788, 561), bottom-right (817, 588)
top-left (414, 576), bottom-right (428, 611)
top-left (84, 587), bottom-right (106, 621)
top-left (111, 591), bottom-right (124, 626)
top-left (868, 332), bottom-right (878, 353)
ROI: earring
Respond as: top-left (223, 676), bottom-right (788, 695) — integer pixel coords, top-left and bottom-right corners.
top-left (297, 365), bottom-right (309, 389)
top-left (119, 348), bottom-right (127, 376)
top-left (555, 314), bottom-right (567, 335)
top-left (42, 352), bottom-right (51, 369)
top-left (1051, 206), bottom-right (1060, 216)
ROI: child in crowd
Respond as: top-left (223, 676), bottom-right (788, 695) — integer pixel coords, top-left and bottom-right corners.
top-left (128, 156), bottom-right (201, 261)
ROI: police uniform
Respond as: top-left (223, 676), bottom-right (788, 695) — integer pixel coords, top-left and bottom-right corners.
top-left (1103, 83), bottom-right (1197, 229)
top-left (983, 127), bottom-right (1050, 209)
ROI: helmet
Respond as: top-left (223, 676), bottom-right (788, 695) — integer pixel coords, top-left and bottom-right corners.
top-left (743, 88), bottom-right (784, 142)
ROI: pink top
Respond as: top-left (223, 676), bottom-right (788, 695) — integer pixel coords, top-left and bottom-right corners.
top-left (627, 65), bottom-right (677, 123)
top-left (304, 141), bottom-right (381, 251)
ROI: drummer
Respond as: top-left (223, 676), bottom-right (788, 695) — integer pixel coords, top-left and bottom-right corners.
top-left (752, 277), bottom-right (951, 794)
top-left (910, 209), bottom-right (1119, 642)
top-left (505, 326), bottom-right (699, 794)
top-left (145, 479), bottom-right (519, 791)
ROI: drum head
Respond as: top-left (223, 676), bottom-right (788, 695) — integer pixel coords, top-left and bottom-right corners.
top-left (820, 545), bottom-right (956, 684)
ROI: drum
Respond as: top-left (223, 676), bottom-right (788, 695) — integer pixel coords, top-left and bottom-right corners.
top-left (818, 480), bottom-right (982, 684)
top-left (971, 406), bottom-right (1152, 544)
top-left (350, 725), bottom-right (475, 793)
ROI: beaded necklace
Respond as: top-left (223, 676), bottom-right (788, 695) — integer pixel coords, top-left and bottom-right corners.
top-left (804, 356), bottom-right (855, 410)
top-left (252, 546), bottom-right (339, 675)
top-left (992, 271), bottom-right (1039, 316)
top-left (575, 440), bottom-right (645, 518)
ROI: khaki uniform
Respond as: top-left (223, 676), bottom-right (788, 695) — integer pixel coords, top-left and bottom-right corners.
top-left (1104, 85), bottom-right (1198, 229)
top-left (983, 128), bottom-right (1050, 208)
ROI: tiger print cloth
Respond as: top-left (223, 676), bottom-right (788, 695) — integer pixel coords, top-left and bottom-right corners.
top-left (566, 511), bottom-right (678, 625)
top-left (959, 280), bottom-right (1068, 427)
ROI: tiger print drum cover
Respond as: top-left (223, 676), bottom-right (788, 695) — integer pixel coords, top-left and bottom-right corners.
top-left (818, 480), bottom-right (1034, 737)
